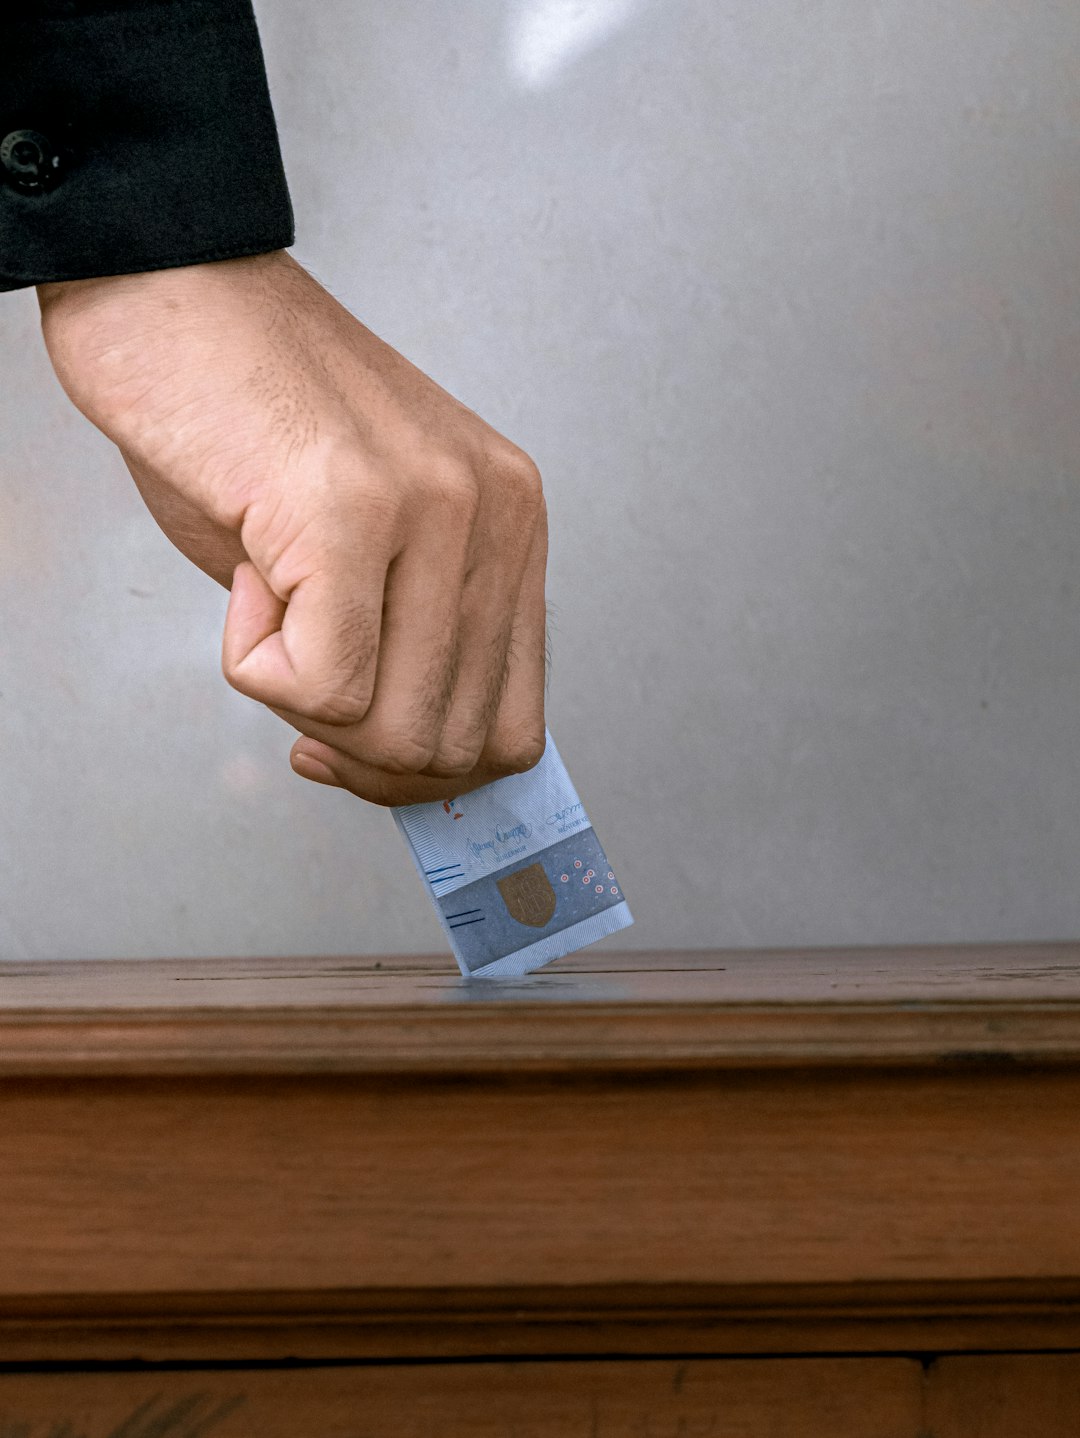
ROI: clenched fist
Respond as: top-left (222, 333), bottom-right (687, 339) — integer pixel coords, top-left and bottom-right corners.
top-left (36, 250), bottom-right (549, 805)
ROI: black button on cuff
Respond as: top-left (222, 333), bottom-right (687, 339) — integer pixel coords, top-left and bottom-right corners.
top-left (1, 129), bottom-right (63, 194)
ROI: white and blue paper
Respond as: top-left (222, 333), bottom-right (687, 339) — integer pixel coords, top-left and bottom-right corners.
top-left (392, 730), bottom-right (632, 978)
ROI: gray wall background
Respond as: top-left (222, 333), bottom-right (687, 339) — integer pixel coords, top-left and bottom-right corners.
top-left (1, 0), bottom-right (1078, 960)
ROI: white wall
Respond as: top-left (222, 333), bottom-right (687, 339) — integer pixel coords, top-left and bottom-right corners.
top-left (2, 0), bottom-right (1078, 959)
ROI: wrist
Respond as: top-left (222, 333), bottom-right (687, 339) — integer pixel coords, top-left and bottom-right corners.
top-left (36, 250), bottom-right (290, 317)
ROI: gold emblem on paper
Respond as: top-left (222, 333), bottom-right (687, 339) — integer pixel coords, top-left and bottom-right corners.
top-left (496, 863), bottom-right (557, 927)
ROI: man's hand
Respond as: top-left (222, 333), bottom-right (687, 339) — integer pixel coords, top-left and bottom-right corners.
top-left (36, 251), bottom-right (548, 806)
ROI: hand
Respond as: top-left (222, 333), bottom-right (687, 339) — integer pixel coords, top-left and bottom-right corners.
top-left (36, 251), bottom-right (549, 806)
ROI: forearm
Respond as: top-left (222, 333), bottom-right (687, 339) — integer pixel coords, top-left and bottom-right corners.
top-left (1, 0), bottom-right (293, 293)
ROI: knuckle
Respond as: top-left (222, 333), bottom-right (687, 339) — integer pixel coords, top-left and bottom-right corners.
top-left (424, 459), bottom-right (481, 521)
top-left (498, 446), bottom-right (544, 504)
top-left (487, 728), bottom-right (547, 775)
top-left (352, 480), bottom-right (403, 535)
top-left (426, 741), bottom-right (485, 779)
top-left (296, 687), bottom-right (372, 727)
top-left (362, 729), bottom-right (438, 775)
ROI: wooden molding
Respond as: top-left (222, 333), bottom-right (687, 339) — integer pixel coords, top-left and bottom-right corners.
top-left (2, 943), bottom-right (1080, 1074)
top-left (3, 944), bottom-right (1080, 1368)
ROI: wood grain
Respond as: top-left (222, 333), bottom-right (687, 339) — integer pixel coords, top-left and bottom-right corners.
top-left (2, 944), bottom-right (1080, 1074)
top-left (928, 1354), bottom-right (1080, 1436)
top-left (0, 1358), bottom-right (922, 1437)
top-left (1, 1067), bottom-right (1080, 1294)
top-left (6, 1282), bottom-right (1080, 1365)
top-left (2, 946), bottom-right (1080, 1368)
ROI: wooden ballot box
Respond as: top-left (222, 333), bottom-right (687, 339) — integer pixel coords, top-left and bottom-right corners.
top-left (1, 945), bottom-right (1080, 1433)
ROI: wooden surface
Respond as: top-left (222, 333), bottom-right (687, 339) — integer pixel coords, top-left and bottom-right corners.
top-left (6, 1355), bottom-right (1080, 1435)
top-left (928, 1355), bottom-right (1080, 1436)
top-left (3, 941), bottom-right (1080, 1073)
top-left (1, 944), bottom-right (1080, 1398)
top-left (0, 1359), bottom-right (922, 1437)
top-left (4, 1066), bottom-right (1080, 1296)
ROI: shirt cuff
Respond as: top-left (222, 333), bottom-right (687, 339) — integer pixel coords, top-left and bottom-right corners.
top-left (0, 0), bottom-right (295, 292)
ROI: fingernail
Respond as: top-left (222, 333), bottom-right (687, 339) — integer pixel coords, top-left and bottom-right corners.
top-left (292, 750), bottom-right (341, 787)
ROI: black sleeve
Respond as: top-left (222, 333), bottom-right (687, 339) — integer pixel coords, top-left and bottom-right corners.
top-left (0, 0), bottom-right (295, 293)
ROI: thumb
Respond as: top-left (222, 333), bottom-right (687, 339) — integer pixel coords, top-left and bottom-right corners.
top-left (221, 559), bottom-right (382, 726)
top-left (221, 560), bottom-right (289, 703)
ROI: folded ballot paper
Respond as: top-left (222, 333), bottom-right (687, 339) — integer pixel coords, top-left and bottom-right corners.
top-left (392, 730), bottom-right (632, 978)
